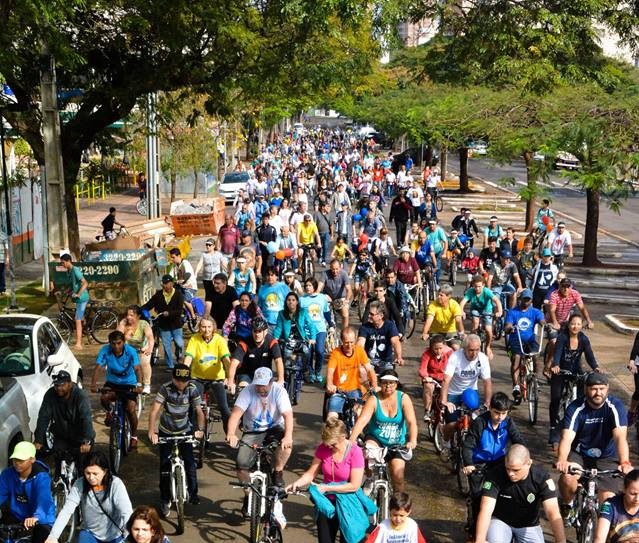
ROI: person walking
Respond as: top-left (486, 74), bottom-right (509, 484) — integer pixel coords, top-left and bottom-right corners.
top-left (195, 239), bottom-right (227, 317)
top-left (59, 253), bottom-right (89, 350)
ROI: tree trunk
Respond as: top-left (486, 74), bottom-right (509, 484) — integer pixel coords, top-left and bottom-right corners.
top-left (425, 146), bottom-right (433, 167)
top-left (440, 147), bottom-right (448, 182)
top-left (523, 151), bottom-right (536, 231)
top-left (193, 168), bottom-right (199, 199)
top-left (459, 147), bottom-right (470, 192)
top-left (582, 187), bottom-right (602, 266)
top-left (170, 171), bottom-right (177, 203)
top-left (63, 151), bottom-right (82, 258)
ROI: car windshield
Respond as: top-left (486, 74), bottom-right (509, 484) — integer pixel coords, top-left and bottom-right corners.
top-left (0, 330), bottom-right (34, 376)
top-left (222, 172), bottom-right (249, 184)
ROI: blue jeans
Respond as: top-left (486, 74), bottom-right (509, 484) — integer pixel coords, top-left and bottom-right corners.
top-left (320, 232), bottom-right (331, 262)
top-left (327, 389), bottom-right (361, 413)
top-left (159, 328), bottom-right (184, 368)
top-left (78, 531), bottom-right (123, 543)
top-left (434, 252), bottom-right (443, 284)
top-left (311, 331), bottom-right (327, 375)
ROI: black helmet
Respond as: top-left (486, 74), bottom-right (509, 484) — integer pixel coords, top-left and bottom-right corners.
top-left (252, 317), bottom-right (269, 332)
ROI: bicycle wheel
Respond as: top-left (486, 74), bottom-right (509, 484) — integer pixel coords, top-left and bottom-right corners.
top-left (493, 316), bottom-right (503, 340)
top-left (450, 260), bottom-right (457, 286)
top-left (374, 484), bottom-right (389, 524)
top-left (433, 421), bottom-right (445, 453)
top-left (435, 196), bottom-right (444, 213)
top-left (527, 375), bottom-right (539, 425)
top-left (136, 394), bottom-right (144, 418)
top-left (286, 369), bottom-right (297, 406)
top-left (404, 305), bottom-right (416, 339)
top-left (53, 316), bottom-right (73, 344)
top-left (358, 289), bottom-right (368, 321)
top-left (250, 488), bottom-right (261, 543)
top-left (268, 526), bottom-right (283, 543)
top-left (174, 464), bottom-right (186, 535)
top-left (53, 482), bottom-right (77, 543)
top-left (109, 420), bottom-right (122, 474)
top-left (136, 198), bottom-right (147, 216)
top-left (578, 506), bottom-right (597, 543)
top-left (91, 309), bottom-right (119, 344)
top-left (456, 452), bottom-right (470, 496)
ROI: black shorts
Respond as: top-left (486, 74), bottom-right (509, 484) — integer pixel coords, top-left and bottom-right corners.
top-left (567, 451), bottom-right (623, 494)
top-left (203, 279), bottom-right (214, 301)
top-left (104, 382), bottom-right (138, 402)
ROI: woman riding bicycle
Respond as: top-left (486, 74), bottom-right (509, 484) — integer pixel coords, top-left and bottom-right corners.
top-left (548, 314), bottom-right (599, 450)
top-left (393, 247), bottom-right (422, 289)
top-left (118, 305), bottom-right (154, 394)
top-left (273, 292), bottom-right (317, 377)
top-left (594, 469), bottom-right (639, 543)
top-left (301, 278), bottom-right (332, 384)
top-left (46, 451), bottom-right (133, 543)
top-left (348, 369), bottom-right (418, 492)
top-left (222, 291), bottom-right (263, 346)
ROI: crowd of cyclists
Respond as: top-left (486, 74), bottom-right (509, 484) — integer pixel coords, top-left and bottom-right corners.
top-left (2, 126), bottom-right (638, 543)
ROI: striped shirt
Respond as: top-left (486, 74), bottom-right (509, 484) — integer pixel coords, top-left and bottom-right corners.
top-left (549, 288), bottom-right (583, 324)
top-left (156, 382), bottom-right (201, 435)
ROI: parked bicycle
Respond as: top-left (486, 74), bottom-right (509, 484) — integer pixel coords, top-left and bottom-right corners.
top-left (156, 436), bottom-right (199, 535)
top-left (54, 293), bottom-right (119, 345)
top-left (99, 386), bottom-right (137, 475)
top-left (510, 324), bottom-right (544, 424)
top-left (51, 450), bottom-right (80, 543)
top-left (363, 443), bottom-right (412, 524)
top-left (565, 466), bottom-right (622, 543)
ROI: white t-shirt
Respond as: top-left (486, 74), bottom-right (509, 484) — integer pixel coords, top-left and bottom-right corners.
top-left (408, 186), bottom-right (424, 207)
top-left (444, 349), bottom-right (491, 396)
top-left (172, 259), bottom-right (198, 290)
top-left (235, 383), bottom-right (292, 432)
top-left (289, 212), bottom-right (305, 230)
top-left (548, 229), bottom-right (572, 256)
top-left (269, 215), bottom-right (283, 233)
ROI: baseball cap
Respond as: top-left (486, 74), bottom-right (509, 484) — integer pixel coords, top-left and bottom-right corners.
top-left (519, 288), bottom-right (533, 300)
top-left (501, 250), bottom-right (512, 258)
top-left (242, 230), bottom-right (252, 237)
top-left (173, 364), bottom-right (191, 381)
top-left (585, 372), bottom-right (608, 387)
top-left (205, 238), bottom-right (215, 245)
top-left (52, 370), bottom-right (72, 386)
top-left (252, 367), bottom-right (273, 386)
top-left (161, 274), bottom-right (174, 284)
top-left (10, 441), bottom-right (36, 461)
top-left (560, 277), bottom-right (572, 287)
top-left (399, 246), bottom-right (411, 254)
top-left (541, 248), bottom-right (552, 257)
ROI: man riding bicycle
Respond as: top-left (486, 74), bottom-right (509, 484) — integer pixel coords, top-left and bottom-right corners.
top-left (414, 231), bottom-right (437, 287)
top-left (319, 260), bottom-right (353, 329)
top-left (349, 247), bottom-right (375, 302)
top-left (459, 275), bottom-right (502, 360)
top-left (91, 330), bottom-right (143, 450)
top-left (357, 300), bottom-right (404, 374)
top-left (487, 249), bottom-right (522, 310)
top-left (504, 289), bottom-right (545, 405)
top-left (325, 327), bottom-right (377, 420)
top-left (225, 367), bottom-right (293, 514)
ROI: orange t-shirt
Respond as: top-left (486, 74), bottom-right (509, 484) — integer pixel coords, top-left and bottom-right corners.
top-left (327, 345), bottom-right (369, 392)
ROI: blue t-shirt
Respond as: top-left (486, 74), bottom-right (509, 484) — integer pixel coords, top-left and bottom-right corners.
top-left (427, 227), bottom-right (447, 255)
top-left (463, 286), bottom-right (495, 313)
top-left (506, 306), bottom-right (544, 343)
top-left (300, 293), bottom-right (330, 333)
top-left (563, 395), bottom-right (627, 459)
top-left (96, 344), bottom-right (140, 386)
top-left (415, 241), bottom-right (434, 267)
top-left (257, 282), bottom-right (290, 325)
top-left (599, 494), bottom-right (639, 542)
top-left (358, 320), bottom-right (399, 364)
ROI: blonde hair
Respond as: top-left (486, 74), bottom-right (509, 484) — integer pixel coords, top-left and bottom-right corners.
top-left (321, 418), bottom-right (347, 444)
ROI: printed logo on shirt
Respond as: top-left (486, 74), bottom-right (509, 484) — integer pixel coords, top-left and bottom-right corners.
top-left (526, 493), bottom-right (535, 504)
top-left (483, 481), bottom-right (492, 490)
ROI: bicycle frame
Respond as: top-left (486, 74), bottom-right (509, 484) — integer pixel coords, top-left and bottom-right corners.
top-left (0, 524), bottom-right (31, 543)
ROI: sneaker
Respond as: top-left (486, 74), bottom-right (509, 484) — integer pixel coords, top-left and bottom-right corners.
top-left (104, 413), bottom-right (113, 427)
top-left (272, 470), bottom-right (285, 487)
top-left (189, 494), bottom-right (201, 505)
top-left (423, 410), bottom-right (432, 423)
top-left (308, 373), bottom-right (316, 383)
top-left (129, 436), bottom-right (138, 451)
top-left (142, 384), bottom-right (151, 395)
top-left (315, 373), bottom-right (325, 385)
top-left (321, 260), bottom-right (327, 267)
top-left (512, 385), bottom-right (522, 405)
top-left (160, 502), bottom-right (170, 518)
top-left (241, 495), bottom-right (250, 519)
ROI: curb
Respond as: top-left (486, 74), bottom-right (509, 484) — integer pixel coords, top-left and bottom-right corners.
top-left (604, 314), bottom-right (639, 335)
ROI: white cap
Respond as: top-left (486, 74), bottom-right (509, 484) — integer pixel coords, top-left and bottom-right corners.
top-left (252, 367), bottom-right (273, 386)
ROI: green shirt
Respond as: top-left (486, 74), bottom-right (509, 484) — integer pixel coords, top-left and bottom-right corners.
top-left (68, 266), bottom-right (89, 302)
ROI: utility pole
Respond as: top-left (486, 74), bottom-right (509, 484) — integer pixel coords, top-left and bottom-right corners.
top-left (0, 117), bottom-right (19, 310)
top-left (146, 92), bottom-right (160, 219)
top-left (39, 50), bottom-right (68, 260)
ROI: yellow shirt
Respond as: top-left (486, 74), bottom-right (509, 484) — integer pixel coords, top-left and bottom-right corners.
top-left (427, 299), bottom-right (462, 334)
top-left (185, 334), bottom-right (230, 380)
top-left (298, 222), bottom-right (319, 245)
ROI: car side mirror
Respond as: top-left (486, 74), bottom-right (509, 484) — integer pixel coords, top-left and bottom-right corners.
top-left (47, 353), bottom-right (64, 367)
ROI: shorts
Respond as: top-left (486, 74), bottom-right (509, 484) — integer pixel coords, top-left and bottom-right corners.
top-left (236, 373), bottom-right (252, 386)
top-left (178, 286), bottom-right (196, 302)
top-left (508, 338), bottom-right (540, 356)
top-left (104, 381), bottom-right (138, 402)
top-left (444, 393), bottom-right (463, 423)
top-left (486, 517), bottom-right (544, 543)
top-left (75, 300), bottom-right (88, 320)
top-left (354, 270), bottom-right (373, 282)
top-left (203, 280), bottom-right (214, 301)
top-left (470, 309), bottom-right (493, 326)
top-left (327, 389), bottom-right (362, 413)
top-left (236, 426), bottom-right (285, 470)
top-left (567, 451), bottom-right (622, 494)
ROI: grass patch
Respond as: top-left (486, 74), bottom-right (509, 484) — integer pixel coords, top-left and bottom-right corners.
top-left (0, 281), bottom-right (56, 315)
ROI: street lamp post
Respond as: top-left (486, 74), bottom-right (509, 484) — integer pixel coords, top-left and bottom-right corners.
top-left (0, 116), bottom-right (18, 310)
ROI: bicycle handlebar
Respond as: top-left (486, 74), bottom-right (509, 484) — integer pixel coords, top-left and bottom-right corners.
top-left (156, 436), bottom-right (199, 445)
top-left (567, 466), bottom-right (623, 478)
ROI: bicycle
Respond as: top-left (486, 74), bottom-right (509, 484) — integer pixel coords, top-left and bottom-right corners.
top-left (363, 443), bottom-right (412, 524)
top-left (299, 244), bottom-right (316, 280)
top-left (0, 524), bottom-right (31, 543)
top-left (99, 386), bottom-right (137, 475)
top-left (51, 450), bottom-right (80, 543)
top-left (229, 481), bottom-right (292, 543)
top-left (53, 293), bottom-right (119, 345)
top-left (510, 324), bottom-right (544, 424)
top-left (136, 196), bottom-right (147, 216)
top-left (432, 187), bottom-right (444, 213)
top-left (565, 466), bottom-right (622, 543)
top-left (323, 389), bottom-right (366, 435)
top-left (448, 402), bottom-right (485, 496)
top-left (420, 265), bottom-right (437, 311)
top-left (236, 440), bottom-right (280, 543)
top-left (156, 435), bottom-right (199, 535)
top-left (424, 381), bottom-right (446, 453)
top-left (281, 340), bottom-right (305, 406)
top-left (491, 288), bottom-right (512, 340)
top-left (555, 369), bottom-right (580, 427)
top-left (195, 380), bottom-right (225, 468)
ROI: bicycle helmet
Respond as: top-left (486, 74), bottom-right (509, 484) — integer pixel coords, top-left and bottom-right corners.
top-left (252, 317), bottom-right (269, 332)
top-left (461, 388), bottom-right (480, 410)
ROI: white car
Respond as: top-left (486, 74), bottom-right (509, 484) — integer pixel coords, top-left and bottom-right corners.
top-left (0, 314), bottom-right (83, 439)
top-left (218, 171), bottom-right (250, 203)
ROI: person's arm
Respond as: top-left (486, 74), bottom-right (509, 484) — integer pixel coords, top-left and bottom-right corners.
top-left (492, 294), bottom-right (503, 317)
top-left (421, 314), bottom-right (434, 340)
top-left (194, 255), bottom-right (204, 277)
top-left (482, 378), bottom-right (492, 407)
top-left (90, 357), bottom-right (105, 392)
top-left (549, 303), bottom-right (559, 328)
top-left (391, 335), bottom-right (403, 365)
top-left (349, 396), bottom-right (376, 442)
top-left (581, 336), bottom-right (598, 370)
top-left (147, 399), bottom-right (163, 444)
top-left (273, 312), bottom-right (284, 340)
top-left (543, 498), bottom-right (567, 543)
top-left (552, 333), bottom-right (567, 367)
top-left (513, 270), bottom-right (522, 290)
top-left (555, 429), bottom-right (577, 471)
top-left (225, 405), bottom-right (244, 448)
top-left (612, 426), bottom-right (632, 471)
top-left (430, 249), bottom-right (436, 267)
top-left (364, 363), bottom-right (377, 390)
top-left (455, 313), bottom-right (465, 334)
top-left (506, 418), bottom-right (526, 446)
top-left (474, 496), bottom-right (497, 543)
top-left (226, 358), bottom-right (241, 394)
top-left (48, 481), bottom-right (82, 541)
top-left (462, 416), bottom-right (483, 468)
top-left (440, 372), bottom-right (453, 407)
top-left (402, 394), bottom-right (418, 449)
top-left (281, 409), bottom-right (294, 450)
top-left (274, 356), bottom-right (285, 384)
top-left (286, 457), bottom-right (322, 492)
top-left (576, 300), bottom-right (593, 329)
top-left (593, 517), bottom-right (611, 543)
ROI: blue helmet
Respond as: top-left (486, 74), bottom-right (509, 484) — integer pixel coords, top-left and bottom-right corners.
top-left (461, 388), bottom-right (480, 410)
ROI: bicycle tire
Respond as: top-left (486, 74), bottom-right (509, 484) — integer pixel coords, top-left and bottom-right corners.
top-left (358, 289), bottom-right (368, 321)
top-left (527, 375), bottom-right (539, 425)
top-left (286, 369), bottom-right (297, 406)
top-left (174, 464), bottom-right (186, 535)
top-left (405, 305), bottom-right (416, 339)
top-left (136, 394), bottom-right (144, 418)
top-left (150, 339), bottom-right (160, 367)
top-left (136, 198), bottom-right (147, 216)
top-left (450, 260), bottom-right (457, 286)
top-left (435, 196), bottom-right (444, 213)
top-left (53, 316), bottom-right (73, 344)
top-left (53, 482), bottom-right (76, 543)
top-left (123, 414), bottom-right (131, 457)
top-left (456, 451), bottom-right (471, 496)
top-left (185, 310), bottom-right (201, 333)
top-left (422, 284), bottom-right (429, 320)
top-left (374, 484), bottom-right (389, 524)
top-left (90, 309), bottom-right (119, 344)
top-left (109, 420), bottom-right (122, 475)
top-left (250, 488), bottom-right (261, 543)
top-left (269, 526), bottom-right (283, 543)
top-left (424, 418), bottom-right (434, 440)
top-left (578, 506), bottom-right (597, 543)
top-left (493, 316), bottom-right (503, 340)
top-left (433, 421), bottom-right (445, 453)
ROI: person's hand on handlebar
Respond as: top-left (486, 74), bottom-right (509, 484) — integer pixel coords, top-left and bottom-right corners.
top-left (228, 383), bottom-right (236, 396)
top-left (462, 465), bottom-right (476, 475)
top-left (556, 460), bottom-right (580, 474)
top-left (226, 434), bottom-right (239, 448)
top-left (23, 517), bottom-right (39, 529)
top-left (550, 366), bottom-right (560, 375)
top-left (194, 430), bottom-right (204, 440)
top-left (281, 436), bottom-right (293, 450)
top-left (148, 430), bottom-right (159, 445)
top-left (80, 443), bottom-right (91, 454)
top-left (396, 357), bottom-right (404, 366)
top-left (326, 383), bottom-right (337, 394)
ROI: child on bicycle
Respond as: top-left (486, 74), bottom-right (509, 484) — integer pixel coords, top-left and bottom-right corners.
top-left (147, 364), bottom-right (205, 517)
top-left (365, 492), bottom-right (427, 543)
top-left (461, 247), bottom-right (480, 288)
top-left (330, 235), bottom-right (354, 263)
top-left (419, 335), bottom-right (454, 422)
top-left (349, 247), bottom-right (375, 302)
